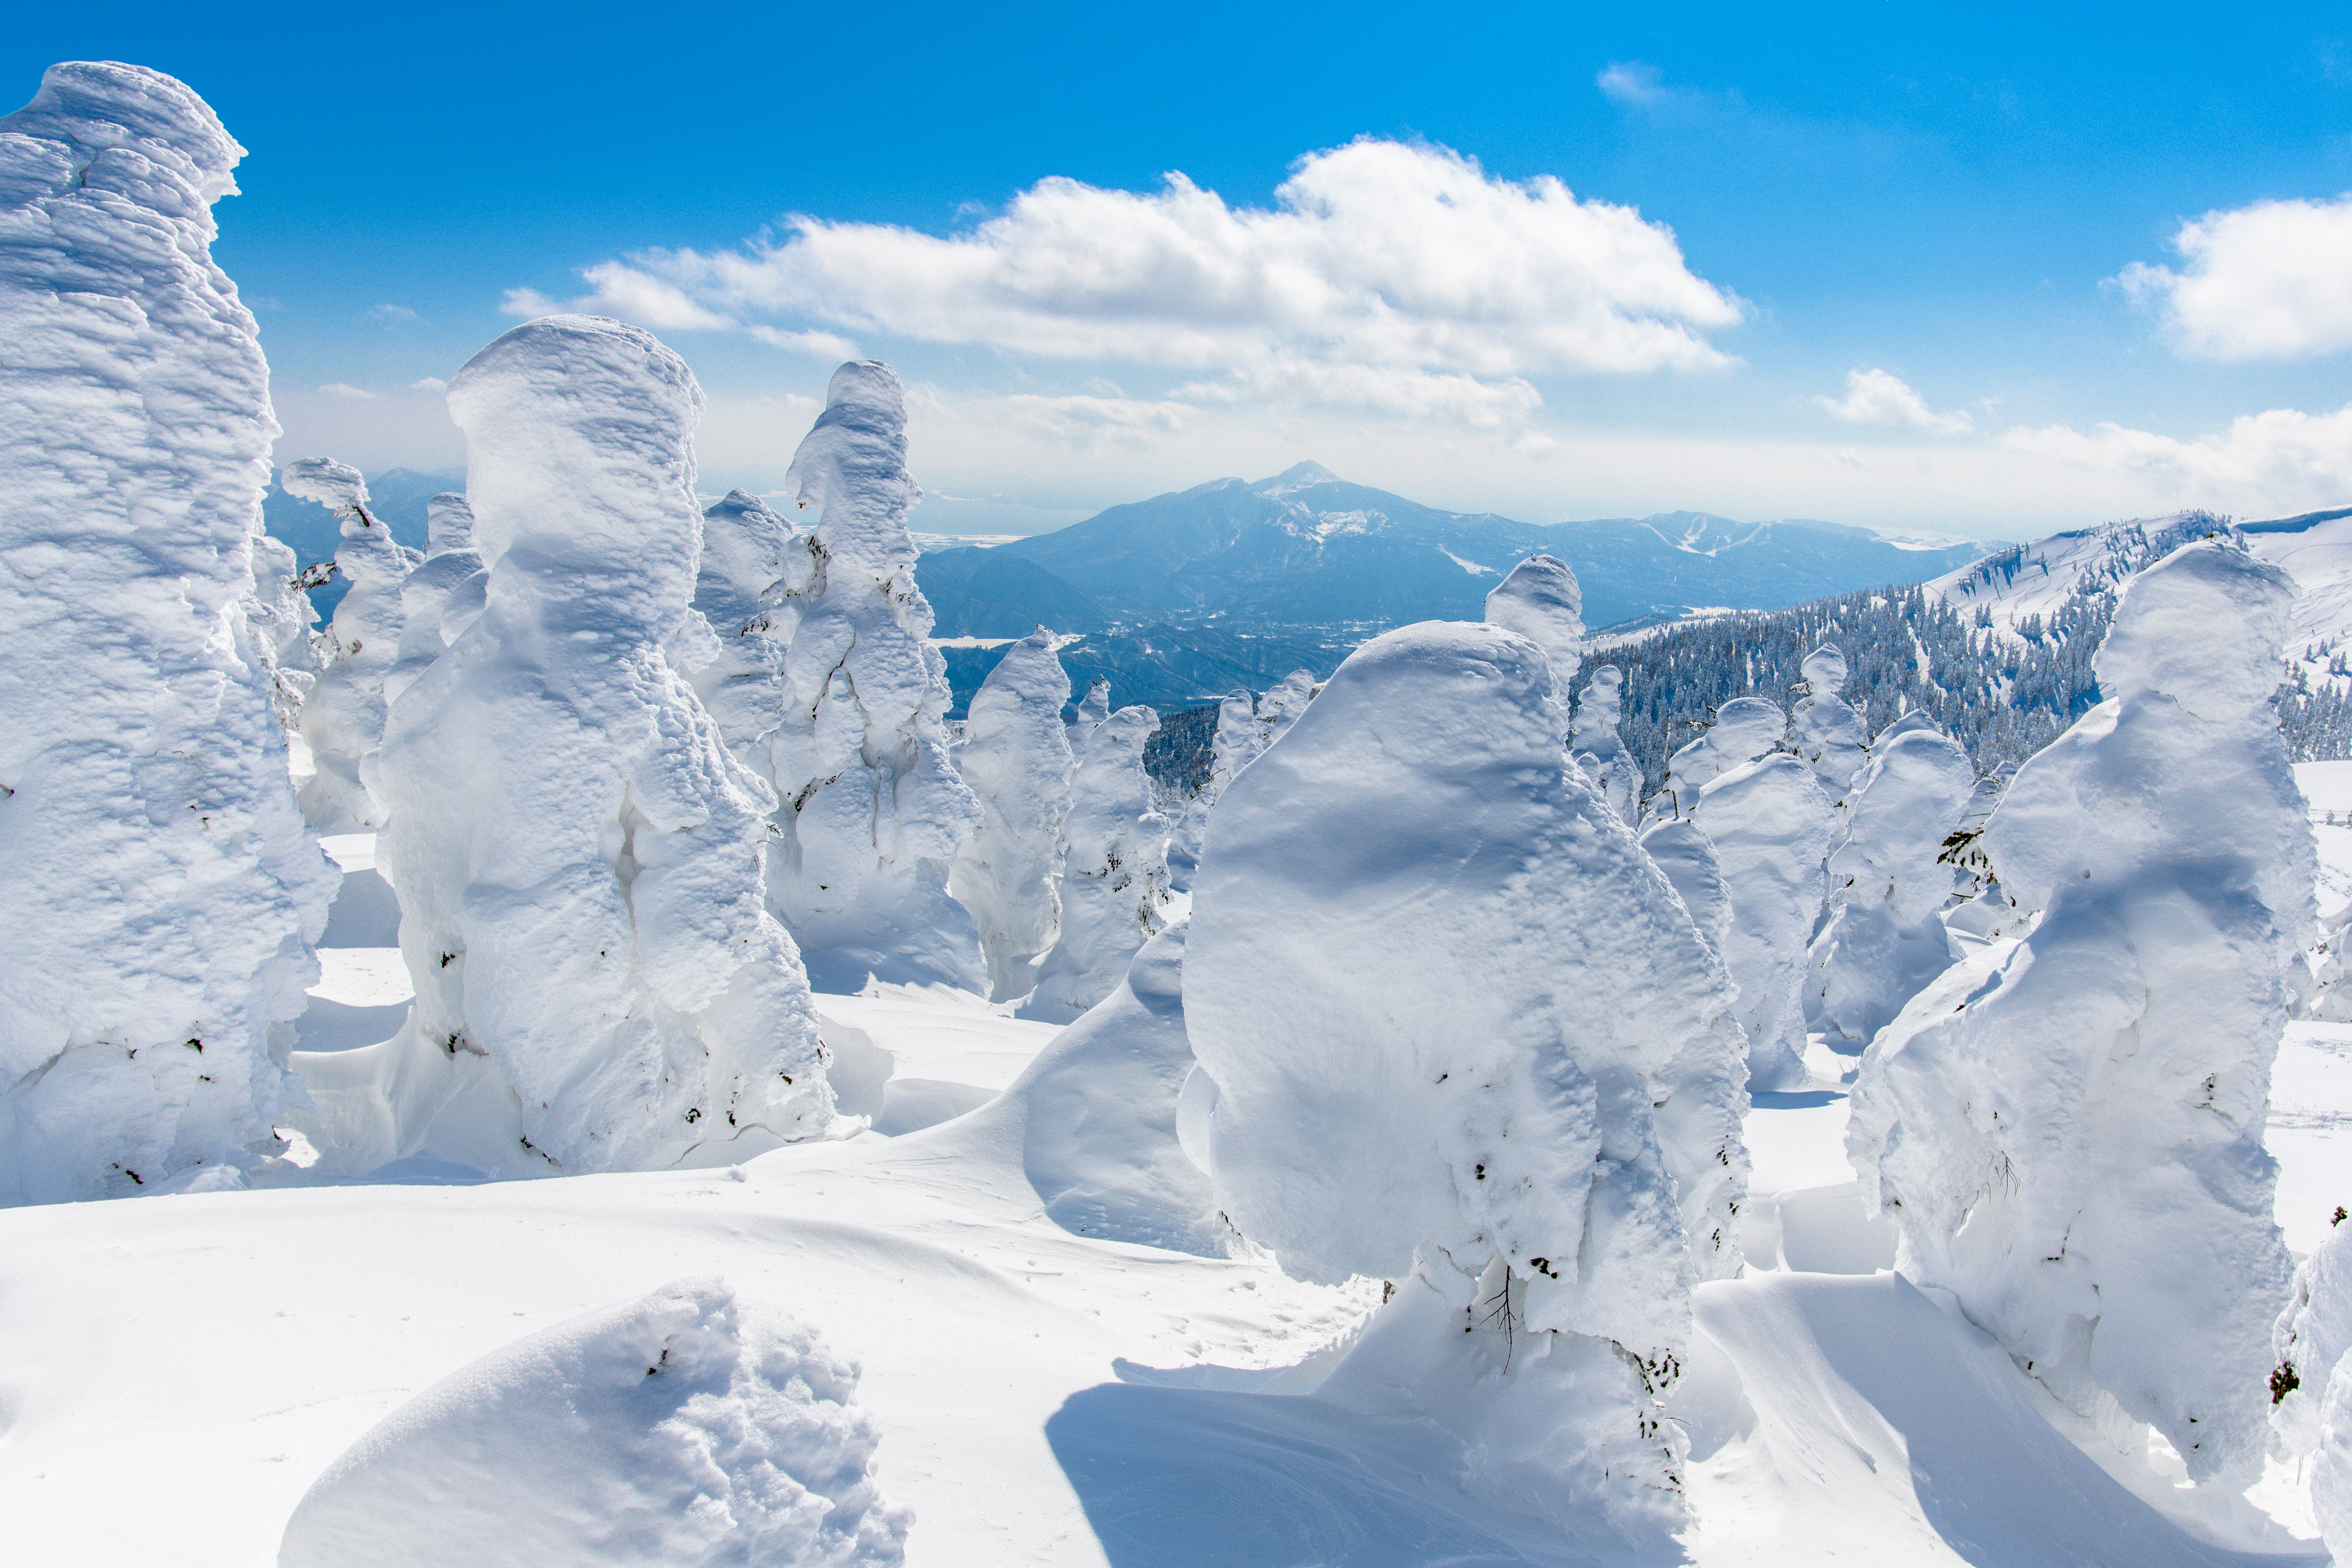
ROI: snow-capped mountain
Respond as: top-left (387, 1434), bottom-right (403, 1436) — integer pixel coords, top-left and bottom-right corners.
top-left (924, 462), bottom-right (1985, 640)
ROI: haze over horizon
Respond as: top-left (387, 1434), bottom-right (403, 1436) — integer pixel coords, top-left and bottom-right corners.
top-left (13, 2), bottom-right (2352, 540)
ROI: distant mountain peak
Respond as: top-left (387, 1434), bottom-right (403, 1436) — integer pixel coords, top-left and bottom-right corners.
top-left (1254, 461), bottom-right (1343, 495)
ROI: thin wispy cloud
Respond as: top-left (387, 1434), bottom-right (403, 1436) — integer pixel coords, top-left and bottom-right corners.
top-left (2116, 193), bottom-right (2352, 361)
top-left (504, 138), bottom-right (1744, 426)
top-left (1596, 61), bottom-right (1668, 106)
top-left (2005, 401), bottom-right (2352, 515)
top-left (1813, 368), bottom-right (1973, 434)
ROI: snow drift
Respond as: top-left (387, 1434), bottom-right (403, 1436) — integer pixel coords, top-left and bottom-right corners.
top-left (372, 315), bottom-right (830, 1174)
top-left (768, 363), bottom-right (985, 994)
top-left (0, 61), bottom-right (335, 1204)
top-left (277, 1277), bottom-right (910, 1567)
top-left (1849, 540), bottom-right (2306, 1483)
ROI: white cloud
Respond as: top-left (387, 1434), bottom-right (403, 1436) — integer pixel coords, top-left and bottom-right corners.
top-left (1813, 368), bottom-right (1972, 434)
top-left (2003, 401), bottom-right (2352, 517)
top-left (1596, 61), bottom-right (1667, 105)
top-left (744, 325), bottom-right (862, 361)
top-left (367, 303), bottom-right (419, 323)
top-left (410, 377), bottom-right (448, 393)
top-left (518, 138), bottom-right (1743, 426)
top-left (318, 382), bottom-right (376, 399)
top-left (2116, 193), bottom-right (2352, 361)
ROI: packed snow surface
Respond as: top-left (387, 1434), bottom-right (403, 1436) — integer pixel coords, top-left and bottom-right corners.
top-left (0, 61), bottom-right (335, 1204)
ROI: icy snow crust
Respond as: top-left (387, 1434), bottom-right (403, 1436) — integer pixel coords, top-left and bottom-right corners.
top-left (0, 61), bottom-right (336, 1203)
top-left (278, 1277), bottom-right (910, 1567)
top-left (1851, 542), bottom-right (2306, 1482)
top-left (371, 315), bottom-right (829, 1174)
top-left (1187, 620), bottom-right (1750, 1331)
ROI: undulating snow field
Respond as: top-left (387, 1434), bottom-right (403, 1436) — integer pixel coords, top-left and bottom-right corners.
top-left (6, 785), bottom-right (2350, 1565)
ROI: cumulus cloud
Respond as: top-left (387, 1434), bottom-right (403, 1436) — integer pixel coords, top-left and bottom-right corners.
top-left (2116, 193), bottom-right (2352, 361)
top-left (2003, 401), bottom-right (2352, 517)
top-left (506, 138), bottom-right (1742, 425)
top-left (1813, 368), bottom-right (1972, 434)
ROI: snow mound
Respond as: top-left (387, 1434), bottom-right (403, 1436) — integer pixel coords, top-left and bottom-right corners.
top-left (1850, 541), bottom-right (2305, 1482)
top-left (0, 61), bottom-right (336, 1203)
top-left (947, 628), bottom-right (1074, 1002)
top-left (372, 315), bottom-right (829, 1174)
top-left (770, 363), bottom-right (985, 994)
top-left (277, 1277), bottom-right (910, 1568)
top-left (1186, 618), bottom-right (1748, 1335)
top-left (956, 917), bottom-right (1226, 1255)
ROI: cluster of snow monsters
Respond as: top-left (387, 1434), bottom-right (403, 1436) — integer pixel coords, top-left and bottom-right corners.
top-left (0, 54), bottom-right (2329, 1548)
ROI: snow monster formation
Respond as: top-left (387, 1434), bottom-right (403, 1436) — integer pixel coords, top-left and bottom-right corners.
top-left (374, 316), bottom-right (830, 1174)
top-left (769, 362), bottom-right (985, 994)
top-left (1695, 753), bottom-right (1835, 1091)
top-left (281, 457), bottom-right (417, 830)
top-left (1849, 541), bottom-right (2305, 1483)
top-left (674, 488), bottom-right (802, 778)
top-left (383, 493), bottom-right (484, 709)
top-left (0, 62), bottom-right (336, 1204)
top-left (1660, 694), bottom-right (1786, 818)
top-left (1185, 620), bottom-right (1749, 1545)
top-left (1805, 726), bottom-right (1977, 1050)
top-left (1482, 553), bottom-right (1583, 684)
top-left (1571, 665), bottom-right (1640, 822)
top-left (1165, 688), bottom-right (1257, 889)
top-left (1791, 642), bottom-right (1868, 798)
top-left (1022, 705), bottom-right (1173, 1024)
top-left (948, 628), bottom-right (1076, 1002)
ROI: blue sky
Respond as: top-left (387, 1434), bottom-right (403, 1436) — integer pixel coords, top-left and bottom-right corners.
top-left (12, 3), bottom-right (2352, 536)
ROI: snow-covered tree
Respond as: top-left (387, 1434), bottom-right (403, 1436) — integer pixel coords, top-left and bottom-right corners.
top-left (1021, 706), bottom-right (1172, 1023)
top-left (1065, 677), bottom-right (1110, 754)
top-left (1849, 541), bottom-right (2305, 1483)
top-left (1695, 754), bottom-right (1835, 1091)
top-left (768, 362), bottom-right (986, 994)
top-left (374, 315), bottom-right (830, 1174)
top-left (948, 628), bottom-right (1076, 1001)
top-left (1184, 621), bottom-right (1748, 1536)
top-left (674, 488), bottom-right (802, 778)
top-left (1252, 668), bottom-right (1321, 753)
top-left (1164, 688), bottom-right (1255, 889)
top-left (1572, 665), bottom-right (1640, 820)
top-left (382, 493), bottom-right (484, 709)
top-left (1805, 727), bottom-right (1976, 1049)
top-left (1483, 553), bottom-right (1583, 684)
top-left (1639, 817), bottom-right (1731, 960)
top-left (1791, 642), bottom-right (1867, 798)
top-left (282, 457), bottom-right (417, 829)
top-left (0, 61), bottom-right (337, 1203)
top-left (1660, 695), bottom-right (1786, 819)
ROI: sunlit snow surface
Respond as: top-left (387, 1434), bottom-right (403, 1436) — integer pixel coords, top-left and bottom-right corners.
top-left (4, 821), bottom-right (2349, 1564)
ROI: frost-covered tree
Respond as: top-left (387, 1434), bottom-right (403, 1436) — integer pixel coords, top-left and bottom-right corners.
top-left (768, 362), bottom-right (985, 994)
top-left (1483, 553), bottom-right (1583, 684)
top-left (1163, 688), bottom-right (1255, 889)
top-left (1572, 665), bottom-right (1640, 820)
top-left (1806, 728), bottom-right (1976, 1050)
top-left (1695, 754), bottom-right (1834, 1091)
top-left (1639, 817), bottom-right (1731, 961)
top-left (1184, 621), bottom-right (1748, 1538)
top-left (1660, 695), bottom-right (1786, 819)
top-left (674, 488), bottom-right (802, 778)
top-left (948, 628), bottom-right (1076, 1001)
top-left (282, 457), bottom-right (418, 829)
top-left (1021, 706), bottom-right (1172, 1023)
top-left (1065, 677), bottom-right (1111, 754)
top-left (0, 61), bottom-right (337, 1203)
top-left (1252, 668), bottom-right (1321, 753)
top-left (1849, 541), bottom-right (2305, 1483)
top-left (382, 493), bottom-right (484, 710)
top-left (1791, 642), bottom-right (1867, 798)
top-left (375, 315), bottom-right (830, 1174)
